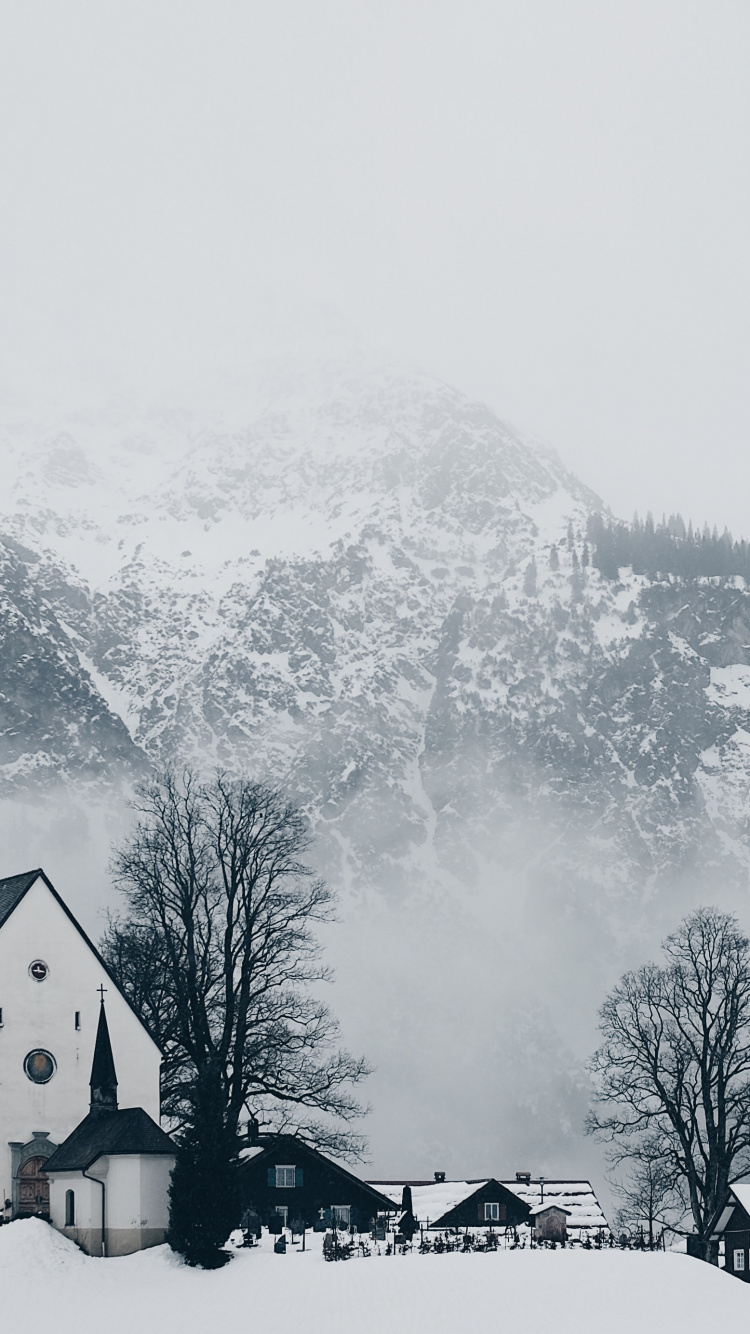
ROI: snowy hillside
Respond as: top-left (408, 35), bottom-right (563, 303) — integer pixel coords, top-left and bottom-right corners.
top-left (1, 1219), bottom-right (748, 1334)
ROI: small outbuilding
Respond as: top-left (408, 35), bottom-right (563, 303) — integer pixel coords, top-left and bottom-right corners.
top-left (43, 998), bottom-right (175, 1257)
top-left (241, 1134), bottom-right (395, 1232)
top-left (530, 1202), bottom-right (571, 1242)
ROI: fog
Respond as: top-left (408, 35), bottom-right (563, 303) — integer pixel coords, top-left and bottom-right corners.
top-left (1, 1), bottom-right (749, 532)
top-left (1, 2), bottom-right (749, 1202)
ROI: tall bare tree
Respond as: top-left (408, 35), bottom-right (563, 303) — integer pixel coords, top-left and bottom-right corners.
top-left (102, 768), bottom-right (369, 1155)
top-left (608, 1133), bottom-right (683, 1246)
top-left (588, 907), bottom-right (750, 1262)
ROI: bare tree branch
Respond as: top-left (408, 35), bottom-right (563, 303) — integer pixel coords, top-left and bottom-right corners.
top-left (588, 907), bottom-right (750, 1263)
top-left (101, 767), bottom-right (371, 1158)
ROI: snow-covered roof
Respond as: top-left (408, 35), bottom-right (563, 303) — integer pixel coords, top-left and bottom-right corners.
top-left (730, 1183), bottom-right (750, 1216)
top-left (506, 1181), bottom-right (608, 1231)
top-left (368, 1181), bottom-right (489, 1222)
top-left (529, 1202), bottom-right (571, 1217)
top-left (239, 1145), bottom-right (265, 1162)
top-left (368, 1179), bottom-right (608, 1231)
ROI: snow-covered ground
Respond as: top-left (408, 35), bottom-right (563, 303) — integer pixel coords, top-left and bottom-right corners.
top-left (2, 1219), bottom-right (748, 1334)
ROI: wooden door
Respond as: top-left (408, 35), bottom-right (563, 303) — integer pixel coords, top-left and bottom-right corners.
top-left (18, 1157), bottom-right (50, 1216)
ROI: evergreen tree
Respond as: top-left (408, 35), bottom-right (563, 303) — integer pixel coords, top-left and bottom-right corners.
top-left (549, 543), bottom-right (559, 571)
top-left (167, 1059), bottom-right (241, 1268)
top-left (586, 511), bottom-right (750, 583)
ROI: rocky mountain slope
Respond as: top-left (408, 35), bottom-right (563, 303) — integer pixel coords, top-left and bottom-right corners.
top-left (3, 353), bottom-right (750, 1173)
top-left (2, 356), bottom-right (749, 902)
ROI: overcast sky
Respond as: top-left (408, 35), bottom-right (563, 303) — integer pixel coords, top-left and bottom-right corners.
top-left (1, 1), bottom-right (749, 535)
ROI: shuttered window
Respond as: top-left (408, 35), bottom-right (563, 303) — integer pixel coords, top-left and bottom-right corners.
top-left (275, 1165), bottom-right (296, 1188)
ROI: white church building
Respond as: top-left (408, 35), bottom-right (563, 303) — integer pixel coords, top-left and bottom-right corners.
top-left (0, 867), bottom-right (175, 1254)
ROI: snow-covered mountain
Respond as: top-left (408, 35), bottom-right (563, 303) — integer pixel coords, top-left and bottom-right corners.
top-left (2, 355), bottom-right (749, 900)
top-left (3, 351), bottom-right (750, 1175)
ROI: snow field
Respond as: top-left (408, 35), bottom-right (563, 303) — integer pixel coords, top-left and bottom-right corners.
top-left (2, 1219), bottom-right (749, 1334)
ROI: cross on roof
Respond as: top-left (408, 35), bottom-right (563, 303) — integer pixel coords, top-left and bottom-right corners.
top-left (97, 984), bottom-right (107, 1004)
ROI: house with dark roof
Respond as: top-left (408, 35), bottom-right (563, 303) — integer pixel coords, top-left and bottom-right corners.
top-left (369, 1176), bottom-right (608, 1236)
top-left (710, 1182), bottom-right (750, 1281)
top-left (44, 998), bottom-right (175, 1256)
top-left (241, 1134), bottom-right (395, 1232)
top-left (368, 1177), bottom-right (530, 1230)
top-left (0, 867), bottom-right (161, 1220)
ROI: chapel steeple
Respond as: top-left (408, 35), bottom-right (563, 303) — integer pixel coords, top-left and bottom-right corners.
top-left (89, 987), bottom-right (118, 1115)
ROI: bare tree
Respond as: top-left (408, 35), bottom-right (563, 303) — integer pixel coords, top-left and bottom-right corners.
top-left (102, 768), bottom-right (370, 1156)
top-left (588, 907), bottom-right (750, 1263)
top-left (608, 1134), bottom-right (683, 1246)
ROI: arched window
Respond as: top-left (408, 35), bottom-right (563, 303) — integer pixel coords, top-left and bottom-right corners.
top-left (65, 1190), bottom-right (75, 1228)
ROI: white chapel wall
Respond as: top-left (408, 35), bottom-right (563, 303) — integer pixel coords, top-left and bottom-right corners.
top-left (0, 877), bottom-right (162, 1201)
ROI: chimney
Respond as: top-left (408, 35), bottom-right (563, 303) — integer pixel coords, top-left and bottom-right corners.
top-left (434, 1171), bottom-right (446, 1183)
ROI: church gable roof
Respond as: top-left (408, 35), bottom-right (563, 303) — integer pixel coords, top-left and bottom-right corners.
top-left (0, 868), bottom-right (44, 927)
top-left (0, 866), bottom-right (160, 1053)
top-left (43, 1107), bottom-right (175, 1172)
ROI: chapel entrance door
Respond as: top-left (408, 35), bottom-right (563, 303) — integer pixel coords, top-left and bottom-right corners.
top-left (18, 1157), bottom-right (50, 1216)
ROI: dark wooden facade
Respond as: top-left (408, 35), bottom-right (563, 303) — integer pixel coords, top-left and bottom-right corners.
top-left (431, 1179), bottom-right (530, 1230)
top-left (240, 1135), bottom-right (395, 1232)
top-left (716, 1192), bottom-right (750, 1282)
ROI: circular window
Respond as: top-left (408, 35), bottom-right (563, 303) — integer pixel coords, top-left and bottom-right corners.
top-left (28, 960), bottom-right (49, 982)
top-left (24, 1050), bottom-right (56, 1084)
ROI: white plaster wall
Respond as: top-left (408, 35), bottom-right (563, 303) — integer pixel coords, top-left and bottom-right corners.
top-left (106, 1155), bottom-right (174, 1230)
top-left (139, 1155), bottom-right (174, 1231)
top-left (48, 1170), bottom-right (99, 1232)
top-left (105, 1156), bottom-right (141, 1229)
top-left (49, 1155), bottom-right (173, 1233)
top-left (0, 877), bottom-right (161, 1201)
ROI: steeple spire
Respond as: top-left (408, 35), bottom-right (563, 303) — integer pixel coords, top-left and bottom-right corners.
top-left (89, 990), bottom-right (118, 1115)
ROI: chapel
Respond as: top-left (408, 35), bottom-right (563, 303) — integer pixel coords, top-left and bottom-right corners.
top-left (44, 993), bottom-right (176, 1255)
top-left (0, 868), bottom-right (164, 1233)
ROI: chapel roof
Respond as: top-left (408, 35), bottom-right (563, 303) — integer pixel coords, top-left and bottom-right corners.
top-left (90, 1000), bottom-right (118, 1110)
top-left (43, 1107), bottom-right (175, 1173)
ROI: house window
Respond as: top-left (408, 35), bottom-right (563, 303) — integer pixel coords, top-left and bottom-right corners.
top-left (74, 1012), bottom-right (81, 1031)
top-left (485, 1202), bottom-right (501, 1221)
top-left (273, 1206), bottom-right (288, 1226)
top-left (332, 1206), bottom-right (351, 1228)
top-left (734, 1249), bottom-right (745, 1271)
top-left (65, 1190), bottom-right (75, 1227)
top-left (275, 1165), bottom-right (296, 1188)
top-left (0, 1007), bottom-right (3, 1026)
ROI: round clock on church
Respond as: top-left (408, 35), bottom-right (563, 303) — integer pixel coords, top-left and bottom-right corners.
top-left (28, 960), bottom-right (49, 982)
top-left (24, 1050), bottom-right (56, 1083)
